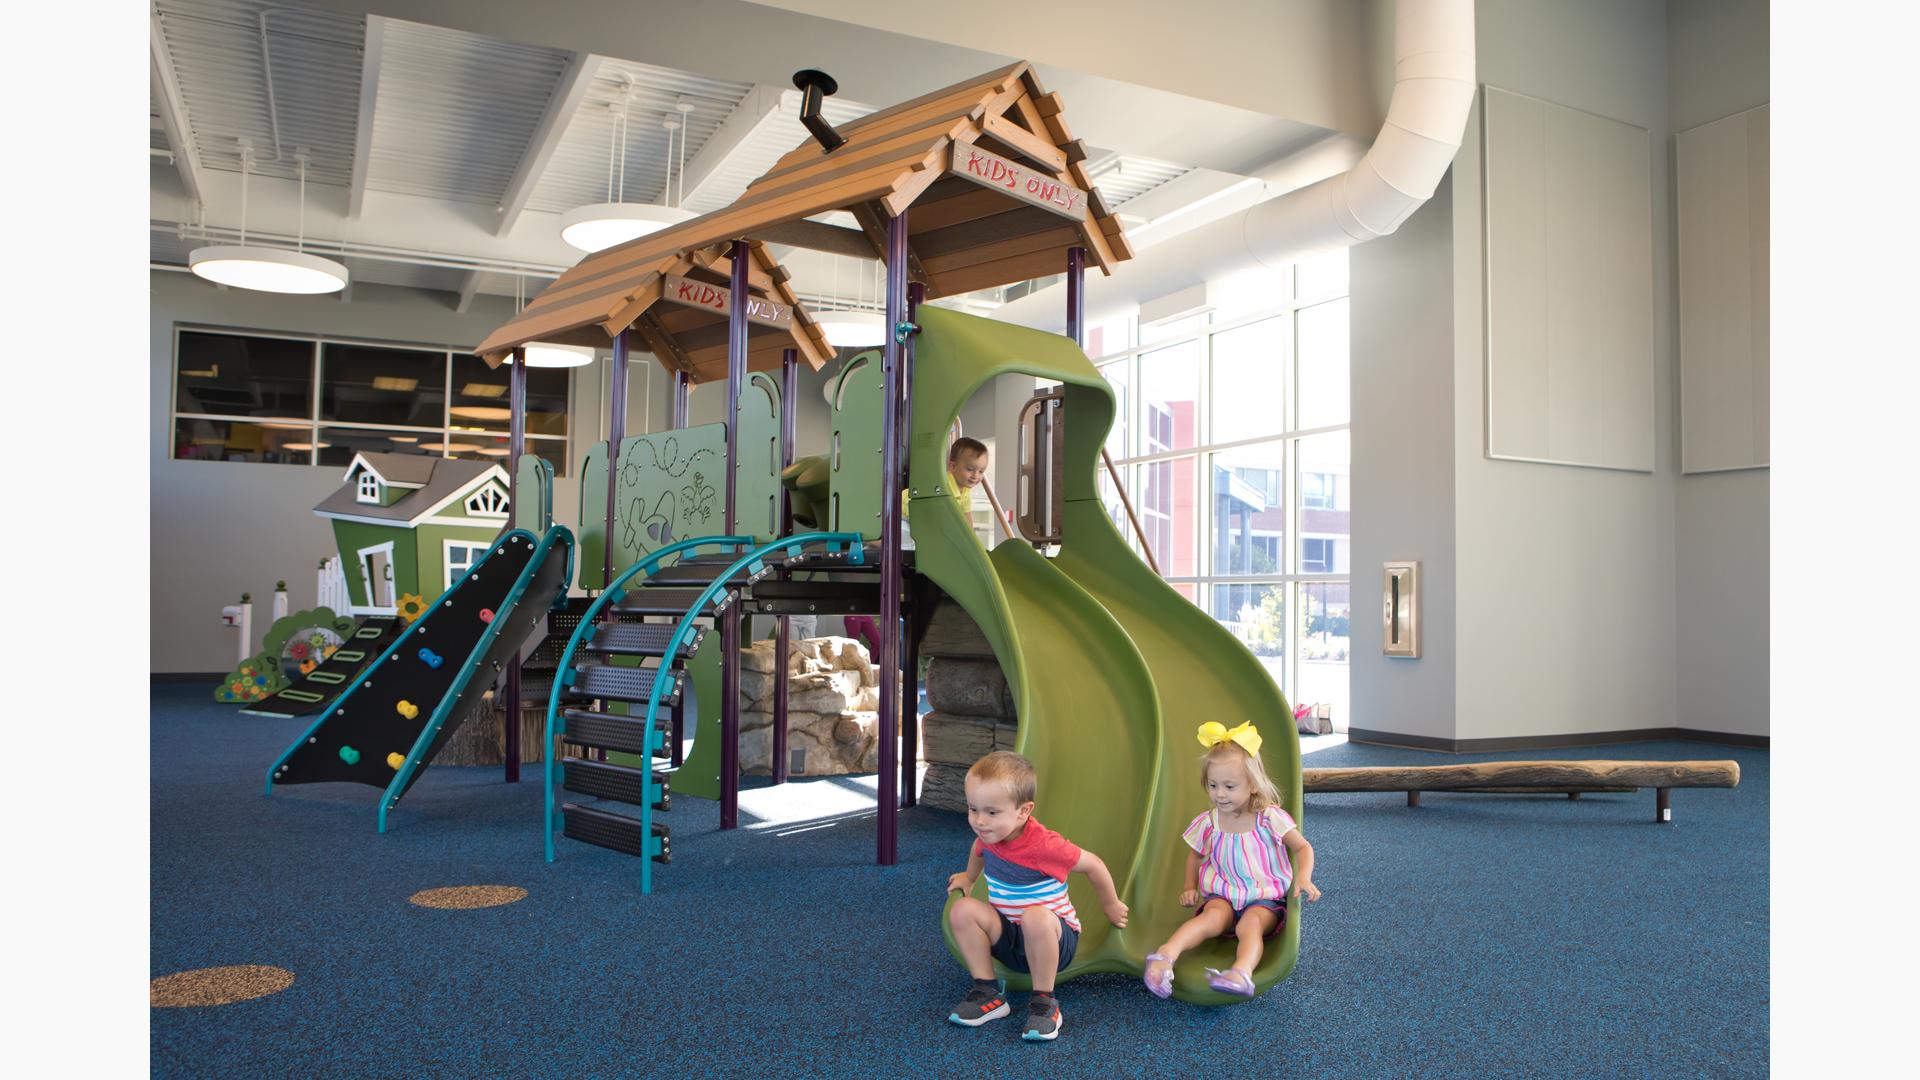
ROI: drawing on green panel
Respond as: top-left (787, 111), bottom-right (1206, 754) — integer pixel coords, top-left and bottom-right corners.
top-left (612, 425), bottom-right (726, 569)
top-left (216, 605), bottom-right (357, 703)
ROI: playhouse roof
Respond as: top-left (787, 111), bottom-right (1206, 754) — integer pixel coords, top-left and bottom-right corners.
top-left (313, 455), bottom-right (508, 527)
top-left (476, 61), bottom-right (1132, 373)
top-left (473, 240), bottom-right (832, 383)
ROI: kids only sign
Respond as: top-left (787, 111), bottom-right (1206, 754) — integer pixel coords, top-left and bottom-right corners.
top-left (661, 275), bottom-right (794, 330)
top-left (951, 144), bottom-right (1089, 221)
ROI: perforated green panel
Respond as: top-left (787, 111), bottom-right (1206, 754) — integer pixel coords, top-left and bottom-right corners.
top-left (828, 351), bottom-right (885, 541)
top-left (611, 424), bottom-right (728, 569)
top-left (736, 372), bottom-right (783, 542)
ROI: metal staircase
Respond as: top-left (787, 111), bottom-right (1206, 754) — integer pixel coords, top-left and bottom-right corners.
top-left (544, 531), bottom-right (864, 892)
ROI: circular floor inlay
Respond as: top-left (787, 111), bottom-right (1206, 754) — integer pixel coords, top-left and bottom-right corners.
top-left (408, 885), bottom-right (527, 910)
top-left (151, 965), bottom-right (295, 1007)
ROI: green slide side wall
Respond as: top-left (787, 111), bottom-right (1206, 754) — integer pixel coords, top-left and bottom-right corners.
top-left (515, 453), bottom-right (555, 535)
top-left (910, 305), bottom-right (1300, 1004)
top-left (577, 441), bottom-right (610, 591)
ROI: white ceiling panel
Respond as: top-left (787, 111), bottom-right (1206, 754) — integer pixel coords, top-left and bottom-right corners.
top-left (364, 20), bottom-right (574, 206)
top-left (153, 0), bottom-right (364, 185)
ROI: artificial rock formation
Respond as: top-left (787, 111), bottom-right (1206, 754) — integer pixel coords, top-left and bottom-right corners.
top-left (738, 636), bottom-right (894, 776)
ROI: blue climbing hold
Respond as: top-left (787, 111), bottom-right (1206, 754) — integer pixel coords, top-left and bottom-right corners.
top-left (418, 648), bottom-right (444, 669)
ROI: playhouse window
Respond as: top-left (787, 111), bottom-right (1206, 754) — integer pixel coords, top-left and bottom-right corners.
top-left (356, 471), bottom-right (381, 503)
top-left (465, 486), bottom-right (508, 516)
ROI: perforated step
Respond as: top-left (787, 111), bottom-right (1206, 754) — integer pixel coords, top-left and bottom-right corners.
top-left (614, 588), bottom-right (728, 617)
top-left (559, 709), bottom-right (671, 756)
top-left (562, 756), bottom-right (670, 810)
top-left (581, 623), bottom-right (706, 659)
top-left (568, 664), bottom-right (682, 706)
top-left (561, 803), bottom-right (669, 861)
top-left (646, 560), bottom-right (768, 587)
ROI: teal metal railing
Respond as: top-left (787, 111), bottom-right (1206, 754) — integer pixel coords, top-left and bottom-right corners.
top-left (544, 531), bottom-right (865, 892)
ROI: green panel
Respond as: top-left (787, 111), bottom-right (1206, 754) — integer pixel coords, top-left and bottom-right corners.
top-left (736, 372), bottom-right (782, 542)
top-left (656, 632), bottom-right (722, 800)
top-left (515, 454), bottom-right (555, 533)
top-left (909, 305), bottom-right (1300, 1004)
top-left (577, 441), bottom-right (610, 591)
top-left (611, 424), bottom-right (728, 568)
top-left (828, 351), bottom-right (885, 541)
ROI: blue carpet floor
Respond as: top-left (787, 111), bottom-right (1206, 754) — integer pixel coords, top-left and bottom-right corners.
top-left (151, 684), bottom-right (1768, 1076)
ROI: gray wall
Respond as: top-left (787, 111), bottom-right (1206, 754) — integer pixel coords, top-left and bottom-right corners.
top-left (151, 269), bottom-right (841, 672)
top-left (1350, 175), bottom-right (1458, 743)
top-left (1448, 0), bottom-right (1680, 741)
top-left (1669, 0), bottom-right (1770, 737)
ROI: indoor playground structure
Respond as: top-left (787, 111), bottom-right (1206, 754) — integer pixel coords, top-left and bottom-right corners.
top-left (252, 58), bottom-right (1736, 1009)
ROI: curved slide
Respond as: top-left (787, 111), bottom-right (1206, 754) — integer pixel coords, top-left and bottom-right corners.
top-left (265, 526), bottom-right (575, 832)
top-left (913, 307), bottom-right (1301, 1004)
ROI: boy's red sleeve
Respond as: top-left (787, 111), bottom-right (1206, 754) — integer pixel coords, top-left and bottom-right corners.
top-left (1028, 830), bottom-right (1083, 881)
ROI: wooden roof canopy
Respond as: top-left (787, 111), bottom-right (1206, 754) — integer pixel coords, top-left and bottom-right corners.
top-left (477, 61), bottom-right (1134, 380)
top-left (476, 241), bottom-right (833, 382)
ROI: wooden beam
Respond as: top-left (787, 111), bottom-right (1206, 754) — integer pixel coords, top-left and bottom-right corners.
top-left (347, 15), bottom-right (388, 220)
top-left (149, 13), bottom-right (203, 207)
top-left (851, 201), bottom-right (928, 285)
top-left (495, 52), bottom-right (603, 237)
top-left (1302, 761), bottom-right (1741, 793)
top-left (981, 113), bottom-right (1067, 172)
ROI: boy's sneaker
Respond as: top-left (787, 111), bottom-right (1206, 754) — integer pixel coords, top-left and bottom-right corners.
top-left (947, 983), bottom-right (1010, 1027)
top-left (1021, 994), bottom-right (1063, 1041)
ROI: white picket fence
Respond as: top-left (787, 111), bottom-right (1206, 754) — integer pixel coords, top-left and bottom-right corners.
top-left (316, 557), bottom-right (352, 616)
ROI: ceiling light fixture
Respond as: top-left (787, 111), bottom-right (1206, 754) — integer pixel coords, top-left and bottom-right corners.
top-left (190, 143), bottom-right (349, 294)
top-left (816, 253), bottom-right (887, 348)
top-left (559, 80), bottom-right (695, 252)
top-left (449, 406), bottom-right (513, 421)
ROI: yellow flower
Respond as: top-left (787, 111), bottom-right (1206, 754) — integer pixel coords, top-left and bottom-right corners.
top-left (396, 593), bottom-right (428, 624)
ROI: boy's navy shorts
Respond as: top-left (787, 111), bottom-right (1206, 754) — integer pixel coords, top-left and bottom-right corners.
top-left (991, 909), bottom-right (1079, 973)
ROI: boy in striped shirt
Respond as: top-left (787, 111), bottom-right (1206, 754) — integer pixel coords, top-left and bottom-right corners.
top-left (945, 751), bottom-right (1128, 1041)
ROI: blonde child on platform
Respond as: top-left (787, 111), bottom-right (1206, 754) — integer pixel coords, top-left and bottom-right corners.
top-left (1142, 721), bottom-right (1320, 998)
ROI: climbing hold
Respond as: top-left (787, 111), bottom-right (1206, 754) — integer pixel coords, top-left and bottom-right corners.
top-left (478, 608), bottom-right (495, 624)
top-left (418, 648), bottom-right (444, 669)
top-left (338, 746), bottom-right (361, 765)
top-left (396, 700), bottom-right (420, 720)
top-left (386, 752), bottom-right (405, 770)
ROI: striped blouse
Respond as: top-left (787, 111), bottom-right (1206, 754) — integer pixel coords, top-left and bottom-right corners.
top-left (1183, 806), bottom-right (1297, 908)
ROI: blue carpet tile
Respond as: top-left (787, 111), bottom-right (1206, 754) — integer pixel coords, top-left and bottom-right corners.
top-left (151, 684), bottom-right (1768, 1077)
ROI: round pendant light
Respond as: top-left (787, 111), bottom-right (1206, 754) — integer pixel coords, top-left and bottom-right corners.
top-left (560, 85), bottom-right (699, 253)
top-left (190, 145), bottom-right (348, 295)
top-left (559, 203), bottom-right (696, 253)
top-left (814, 310), bottom-right (887, 348)
top-left (523, 343), bottom-right (597, 368)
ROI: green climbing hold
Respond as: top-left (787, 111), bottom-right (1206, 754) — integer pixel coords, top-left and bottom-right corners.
top-left (338, 746), bottom-right (361, 765)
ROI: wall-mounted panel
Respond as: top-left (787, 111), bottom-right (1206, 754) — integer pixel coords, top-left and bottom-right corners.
top-left (1482, 87), bottom-right (1655, 472)
top-left (1677, 104), bottom-right (1769, 473)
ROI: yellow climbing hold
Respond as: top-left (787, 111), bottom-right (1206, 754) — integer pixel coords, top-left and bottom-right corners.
top-left (396, 700), bottom-right (419, 720)
top-left (387, 752), bottom-right (406, 769)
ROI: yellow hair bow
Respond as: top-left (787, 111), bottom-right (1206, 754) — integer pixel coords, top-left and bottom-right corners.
top-left (1197, 720), bottom-right (1262, 757)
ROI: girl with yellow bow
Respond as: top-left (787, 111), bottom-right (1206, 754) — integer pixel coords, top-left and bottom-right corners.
top-left (1141, 720), bottom-right (1320, 999)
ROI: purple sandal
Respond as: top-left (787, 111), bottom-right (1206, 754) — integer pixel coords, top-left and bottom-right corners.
top-left (1142, 953), bottom-right (1174, 999)
top-left (1204, 967), bottom-right (1256, 996)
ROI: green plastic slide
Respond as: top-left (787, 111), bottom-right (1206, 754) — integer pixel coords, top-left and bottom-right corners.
top-left (912, 306), bottom-right (1301, 1004)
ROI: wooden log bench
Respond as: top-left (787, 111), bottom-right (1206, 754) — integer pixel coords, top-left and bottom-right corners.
top-left (1302, 760), bottom-right (1740, 823)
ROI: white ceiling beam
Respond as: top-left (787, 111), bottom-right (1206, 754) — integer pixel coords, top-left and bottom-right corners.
top-left (453, 271), bottom-right (483, 313)
top-left (150, 13), bottom-right (204, 207)
top-left (654, 83), bottom-right (785, 207)
top-left (495, 52), bottom-right (604, 237)
top-left (346, 14), bottom-right (388, 220)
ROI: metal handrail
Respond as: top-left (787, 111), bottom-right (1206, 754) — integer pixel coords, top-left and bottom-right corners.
top-left (544, 531), bottom-right (866, 893)
top-left (543, 534), bottom-right (753, 863)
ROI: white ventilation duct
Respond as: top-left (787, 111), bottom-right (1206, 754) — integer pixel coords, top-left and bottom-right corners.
top-left (1231, 0), bottom-right (1477, 268)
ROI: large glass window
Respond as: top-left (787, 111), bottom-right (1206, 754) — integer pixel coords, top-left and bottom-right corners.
top-left (172, 327), bottom-right (571, 475)
top-left (1089, 250), bottom-right (1351, 727)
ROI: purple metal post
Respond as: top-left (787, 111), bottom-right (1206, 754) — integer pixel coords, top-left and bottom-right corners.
top-left (672, 369), bottom-right (690, 429)
top-left (773, 347), bottom-right (797, 785)
top-left (720, 241), bottom-right (750, 829)
top-left (900, 280), bottom-right (924, 809)
top-left (876, 211), bottom-right (908, 866)
top-left (604, 331), bottom-right (629, 589)
top-left (503, 347), bottom-right (528, 783)
top-left (1066, 246), bottom-right (1086, 346)
top-left (669, 366), bottom-right (690, 766)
